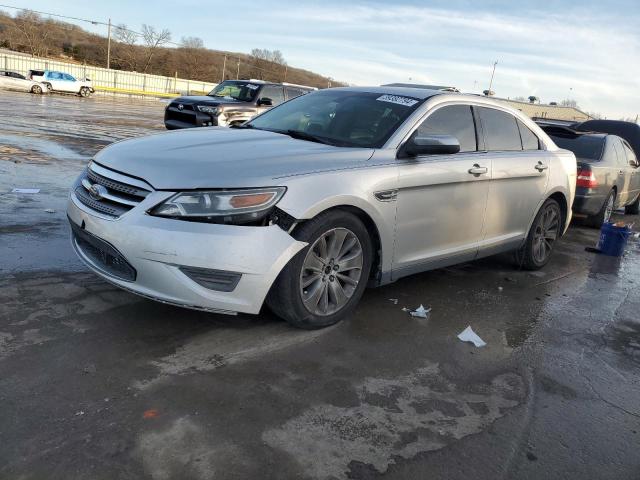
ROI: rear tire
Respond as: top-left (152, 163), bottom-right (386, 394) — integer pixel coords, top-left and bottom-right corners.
top-left (625, 194), bottom-right (639, 215)
top-left (266, 210), bottom-right (372, 329)
top-left (514, 198), bottom-right (562, 270)
top-left (31, 85), bottom-right (42, 94)
top-left (586, 189), bottom-right (615, 228)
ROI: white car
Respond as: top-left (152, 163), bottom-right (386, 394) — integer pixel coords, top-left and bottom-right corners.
top-left (67, 87), bottom-right (576, 328)
top-left (0, 70), bottom-right (47, 94)
top-left (27, 70), bottom-right (94, 97)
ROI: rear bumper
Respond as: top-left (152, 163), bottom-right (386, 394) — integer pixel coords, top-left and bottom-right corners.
top-left (67, 193), bottom-right (307, 314)
top-left (572, 189), bottom-right (605, 216)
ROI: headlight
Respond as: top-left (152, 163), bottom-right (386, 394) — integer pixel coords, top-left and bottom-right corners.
top-left (149, 187), bottom-right (286, 224)
top-left (197, 105), bottom-right (219, 114)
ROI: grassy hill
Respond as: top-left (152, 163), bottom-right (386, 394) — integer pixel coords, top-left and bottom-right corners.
top-left (0, 10), bottom-right (344, 89)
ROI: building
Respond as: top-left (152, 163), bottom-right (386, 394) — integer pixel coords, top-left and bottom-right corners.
top-left (497, 98), bottom-right (592, 122)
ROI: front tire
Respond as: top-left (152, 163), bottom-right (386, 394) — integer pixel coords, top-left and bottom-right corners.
top-left (586, 189), bottom-right (615, 228)
top-left (79, 87), bottom-right (91, 97)
top-left (515, 198), bottom-right (562, 270)
top-left (267, 210), bottom-right (373, 329)
top-left (31, 85), bottom-right (42, 94)
top-left (625, 194), bottom-right (639, 215)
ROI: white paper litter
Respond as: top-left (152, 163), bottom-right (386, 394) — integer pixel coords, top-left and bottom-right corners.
top-left (457, 326), bottom-right (486, 347)
top-left (11, 188), bottom-right (40, 194)
top-left (409, 304), bottom-right (431, 318)
top-left (388, 298), bottom-right (399, 305)
top-left (44, 208), bottom-right (55, 213)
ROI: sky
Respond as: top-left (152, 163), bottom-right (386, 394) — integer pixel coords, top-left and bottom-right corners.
top-left (6, 0), bottom-right (640, 118)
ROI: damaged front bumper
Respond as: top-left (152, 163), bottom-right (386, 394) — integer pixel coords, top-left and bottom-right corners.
top-left (67, 193), bottom-right (306, 315)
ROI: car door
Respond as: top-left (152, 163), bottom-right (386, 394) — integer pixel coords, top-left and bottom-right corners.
top-left (621, 140), bottom-right (640, 203)
top-left (46, 72), bottom-right (64, 91)
top-left (257, 85), bottom-right (285, 113)
top-left (61, 73), bottom-right (77, 92)
top-left (0, 71), bottom-right (12, 89)
top-left (610, 138), bottom-right (631, 206)
top-left (9, 72), bottom-right (28, 91)
top-left (393, 103), bottom-right (490, 277)
top-left (478, 107), bottom-right (550, 254)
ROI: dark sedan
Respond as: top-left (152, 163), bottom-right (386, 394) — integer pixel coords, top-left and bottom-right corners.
top-left (543, 126), bottom-right (640, 227)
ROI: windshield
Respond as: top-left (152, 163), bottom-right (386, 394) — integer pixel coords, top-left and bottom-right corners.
top-left (247, 90), bottom-right (424, 148)
top-left (208, 80), bottom-right (260, 101)
top-left (550, 135), bottom-right (604, 160)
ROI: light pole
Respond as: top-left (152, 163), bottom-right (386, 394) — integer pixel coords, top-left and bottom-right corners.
top-left (221, 54), bottom-right (227, 82)
top-left (106, 18), bottom-right (112, 69)
top-left (488, 60), bottom-right (498, 92)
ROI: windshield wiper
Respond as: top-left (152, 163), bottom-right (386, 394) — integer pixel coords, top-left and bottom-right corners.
top-left (283, 129), bottom-right (334, 145)
top-left (230, 123), bottom-right (254, 129)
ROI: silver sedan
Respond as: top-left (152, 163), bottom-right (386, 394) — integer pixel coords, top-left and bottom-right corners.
top-left (0, 70), bottom-right (47, 94)
top-left (67, 86), bottom-right (576, 328)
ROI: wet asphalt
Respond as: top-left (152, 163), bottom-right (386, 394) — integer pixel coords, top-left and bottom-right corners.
top-left (1, 90), bottom-right (640, 480)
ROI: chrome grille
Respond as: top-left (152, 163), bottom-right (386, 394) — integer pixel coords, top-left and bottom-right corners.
top-left (74, 165), bottom-right (151, 219)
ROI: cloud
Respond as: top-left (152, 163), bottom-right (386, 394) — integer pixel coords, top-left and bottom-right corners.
top-left (245, 2), bottom-right (640, 118)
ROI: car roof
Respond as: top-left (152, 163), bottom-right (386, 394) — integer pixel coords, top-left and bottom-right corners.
top-left (325, 86), bottom-right (445, 100)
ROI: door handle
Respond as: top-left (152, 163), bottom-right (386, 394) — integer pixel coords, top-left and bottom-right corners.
top-left (535, 162), bottom-right (548, 172)
top-left (468, 164), bottom-right (488, 176)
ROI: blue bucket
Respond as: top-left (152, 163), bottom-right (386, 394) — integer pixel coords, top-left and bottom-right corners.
top-left (597, 222), bottom-right (632, 257)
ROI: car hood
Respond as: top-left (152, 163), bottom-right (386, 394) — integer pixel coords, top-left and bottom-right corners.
top-left (170, 95), bottom-right (244, 106)
top-left (93, 128), bottom-right (375, 189)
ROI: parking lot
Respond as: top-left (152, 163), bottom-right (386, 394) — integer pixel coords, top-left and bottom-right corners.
top-left (1, 90), bottom-right (640, 479)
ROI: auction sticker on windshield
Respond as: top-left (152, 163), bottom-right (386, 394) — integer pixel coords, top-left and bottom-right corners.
top-left (376, 94), bottom-right (419, 107)
top-left (245, 84), bottom-right (259, 90)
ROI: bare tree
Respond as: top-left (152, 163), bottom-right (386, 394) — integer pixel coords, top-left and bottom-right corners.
top-left (112, 24), bottom-right (139, 70)
top-left (249, 48), bottom-right (286, 80)
top-left (141, 24), bottom-right (171, 73)
top-left (177, 36), bottom-right (212, 79)
top-left (181, 36), bottom-right (204, 49)
top-left (10, 10), bottom-right (50, 56)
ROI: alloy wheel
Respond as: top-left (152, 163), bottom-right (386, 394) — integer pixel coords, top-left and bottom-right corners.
top-left (300, 227), bottom-right (363, 316)
top-left (604, 194), bottom-right (614, 223)
top-left (532, 204), bottom-right (560, 264)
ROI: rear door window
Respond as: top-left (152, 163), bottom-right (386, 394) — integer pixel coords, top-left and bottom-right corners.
top-left (417, 105), bottom-right (477, 152)
top-left (260, 85), bottom-right (285, 105)
top-left (63, 74), bottom-right (75, 81)
top-left (517, 120), bottom-right (540, 150)
top-left (285, 87), bottom-right (305, 100)
top-left (478, 107), bottom-right (522, 151)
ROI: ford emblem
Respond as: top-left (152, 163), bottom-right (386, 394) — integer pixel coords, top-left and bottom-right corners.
top-left (88, 183), bottom-right (108, 200)
top-left (178, 103), bottom-right (184, 110)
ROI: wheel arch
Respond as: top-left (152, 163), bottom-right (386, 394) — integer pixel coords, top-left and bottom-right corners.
top-left (547, 191), bottom-right (569, 236)
top-left (291, 204), bottom-right (385, 286)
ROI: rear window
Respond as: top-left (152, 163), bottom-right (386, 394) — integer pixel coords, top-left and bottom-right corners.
top-left (550, 135), bottom-right (604, 160)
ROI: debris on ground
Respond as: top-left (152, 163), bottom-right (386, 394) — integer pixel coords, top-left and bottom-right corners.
top-left (11, 188), bottom-right (40, 194)
top-left (498, 286), bottom-right (504, 292)
top-left (457, 326), bottom-right (486, 347)
top-left (44, 208), bottom-right (55, 213)
top-left (388, 298), bottom-right (399, 305)
top-left (405, 304), bottom-right (431, 318)
top-left (143, 409), bottom-right (159, 419)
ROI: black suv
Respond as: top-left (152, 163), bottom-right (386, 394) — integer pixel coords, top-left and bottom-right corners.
top-left (164, 80), bottom-right (315, 129)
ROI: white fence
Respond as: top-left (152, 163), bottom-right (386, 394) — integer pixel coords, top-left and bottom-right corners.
top-left (1, 51), bottom-right (217, 97)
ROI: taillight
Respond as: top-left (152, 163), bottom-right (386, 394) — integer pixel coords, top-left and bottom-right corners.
top-left (576, 168), bottom-right (598, 188)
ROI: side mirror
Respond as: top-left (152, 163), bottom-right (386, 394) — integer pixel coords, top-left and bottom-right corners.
top-left (631, 159), bottom-right (639, 168)
top-left (258, 97), bottom-right (273, 106)
top-left (402, 133), bottom-right (461, 157)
